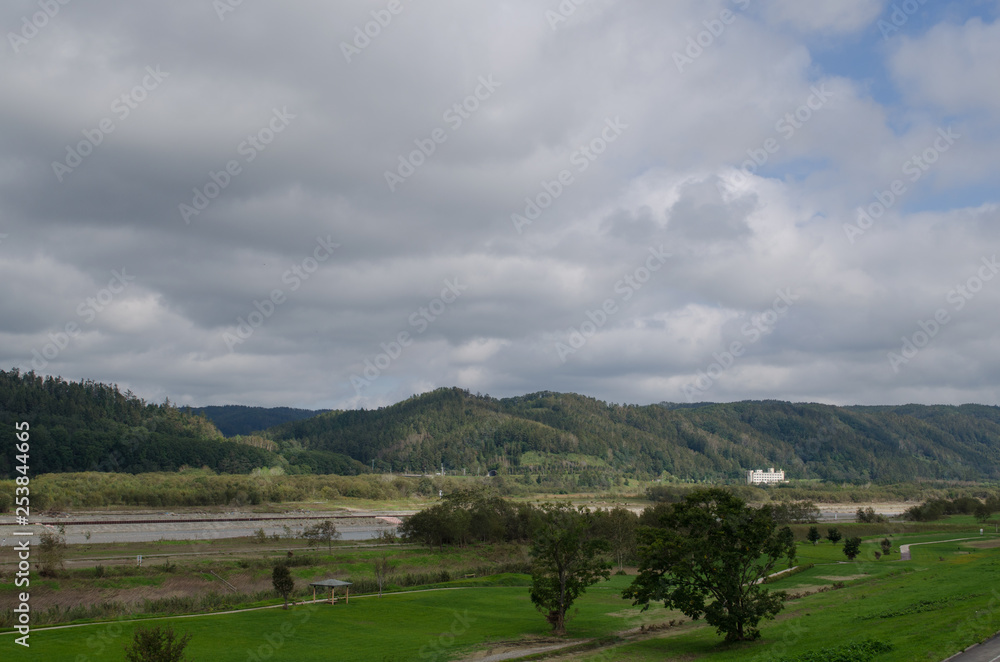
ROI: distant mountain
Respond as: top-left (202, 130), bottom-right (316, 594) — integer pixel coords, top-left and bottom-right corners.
top-left (189, 405), bottom-right (328, 436)
top-left (264, 388), bottom-right (1000, 483)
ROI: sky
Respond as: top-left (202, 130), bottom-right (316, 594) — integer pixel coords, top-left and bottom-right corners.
top-left (1, 0), bottom-right (999, 411)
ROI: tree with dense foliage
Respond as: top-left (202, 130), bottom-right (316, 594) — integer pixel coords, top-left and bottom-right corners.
top-left (302, 520), bottom-right (340, 552)
top-left (272, 564), bottom-right (295, 609)
top-left (624, 488), bottom-right (796, 642)
top-left (880, 538), bottom-right (892, 556)
top-left (400, 488), bottom-right (536, 548)
top-left (123, 625), bottom-right (191, 662)
top-left (843, 537), bottom-right (862, 561)
top-left (807, 526), bottom-right (821, 545)
top-left (827, 527), bottom-right (842, 544)
top-left (529, 503), bottom-right (611, 634)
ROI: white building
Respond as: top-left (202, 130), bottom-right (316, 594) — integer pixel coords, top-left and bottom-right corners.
top-left (746, 467), bottom-right (785, 485)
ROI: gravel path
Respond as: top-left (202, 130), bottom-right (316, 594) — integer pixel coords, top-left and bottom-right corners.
top-left (899, 538), bottom-right (978, 561)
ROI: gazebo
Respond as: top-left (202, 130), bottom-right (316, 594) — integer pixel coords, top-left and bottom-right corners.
top-left (309, 579), bottom-right (353, 605)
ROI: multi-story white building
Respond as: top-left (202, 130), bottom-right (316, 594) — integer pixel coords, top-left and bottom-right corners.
top-left (746, 467), bottom-right (785, 485)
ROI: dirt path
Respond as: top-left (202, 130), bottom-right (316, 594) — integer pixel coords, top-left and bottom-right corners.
top-left (471, 641), bottom-right (585, 662)
top-left (899, 538), bottom-right (978, 561)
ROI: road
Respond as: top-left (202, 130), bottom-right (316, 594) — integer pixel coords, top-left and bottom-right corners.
top-left (945, 632), bottom-right (1000, 662)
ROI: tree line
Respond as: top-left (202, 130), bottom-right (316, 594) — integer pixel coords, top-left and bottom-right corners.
top-left (401, 488), bottom-right (798, 641)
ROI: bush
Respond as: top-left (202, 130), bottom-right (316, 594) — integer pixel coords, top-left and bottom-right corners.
top-left (124, 625), bottom-right (192, 662)
top-left (773, 638), bottom-right (892, 662)
top-left (856, 507), bottom-right (888, 524)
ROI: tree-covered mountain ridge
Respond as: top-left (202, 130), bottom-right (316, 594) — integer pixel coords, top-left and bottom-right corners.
top-left (0, 370), bottom-right (361, 477)
top-left (264, 387), bottom-right (1000, 483)
top-left (5, 370), bottom-right (1000, 483)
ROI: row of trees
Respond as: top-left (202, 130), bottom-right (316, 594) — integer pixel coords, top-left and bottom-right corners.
top-left (403, 488), bottom-right (797, 641)
top-left (904, 495), bottom-right (1000, 522)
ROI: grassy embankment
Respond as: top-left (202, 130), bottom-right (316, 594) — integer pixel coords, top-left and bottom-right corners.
top-left (5, 528), bottom-right (1000, 661)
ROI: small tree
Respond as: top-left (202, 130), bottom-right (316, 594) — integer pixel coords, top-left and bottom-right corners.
top-left (880, 538), bottom-right (892, 556)
top-left (272, 564), bottom-right (295, 609)
top-left (807, 526), bottom-right (821, 545)
top-left (594, 506), bottom-right (638, 572)
top-left (843, 537), bottom-right (862, 561)
top-left (302, 520), bottom-right (340, 553)
top-left (529, 504), bottom-right (611, 635)
top-left (975, 503), bottom-right (992, 524)
top-left (373, 552), bottom-right (396, 598)
top-left (874, 551), bottom-right (882, 561)
top-left (827, 527), bottom-right (842, 544)
top-left (124, 625), bottom-right (191, 662)
top-left (38, 532), bottom-right (67, 577)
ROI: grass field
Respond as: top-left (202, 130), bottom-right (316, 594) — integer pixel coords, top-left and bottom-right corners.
top-left (6, 529), bottom-right (1000, 661)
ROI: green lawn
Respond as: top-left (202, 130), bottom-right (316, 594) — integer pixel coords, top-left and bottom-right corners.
top-left (7, 532), bottom-right (1000, 661)
top-left (5, 575), bottom-right (662, 662)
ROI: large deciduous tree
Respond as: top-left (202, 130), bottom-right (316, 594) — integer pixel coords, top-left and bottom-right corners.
top-left (529, 504), bottom-right (611, 635)
top-left (623, 488), bottom-right (796, 642)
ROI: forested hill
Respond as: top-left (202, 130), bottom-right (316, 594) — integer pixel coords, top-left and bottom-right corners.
top-left (0, 370), bottom-right (276, 476)
top-left (189, 405), bottom-right (328, 436)
top-left (6, 372), bottom-right (1000, 484)
top-left (265, 388), bottom-right (1000, 483)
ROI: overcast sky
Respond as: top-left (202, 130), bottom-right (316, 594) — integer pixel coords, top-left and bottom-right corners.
top-left (2, 1), bottom-right (999, 411)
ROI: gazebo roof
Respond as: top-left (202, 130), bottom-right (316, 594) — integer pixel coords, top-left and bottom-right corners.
top-left (309, 579), bottom-right (353, 588)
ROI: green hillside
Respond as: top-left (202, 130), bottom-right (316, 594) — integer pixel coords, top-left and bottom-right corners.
top-left (265, 388), bottom-right (1000, 483)
top-left (5, 371), bottom-right (1000, 484)
top-left (0, 370), bottom-right (279, 477)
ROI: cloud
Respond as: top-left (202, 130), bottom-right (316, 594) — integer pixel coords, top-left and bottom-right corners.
top-left (0, 1), bottom-right (997, 411)
top-left (889, 17), bottom-right (1000, 114)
